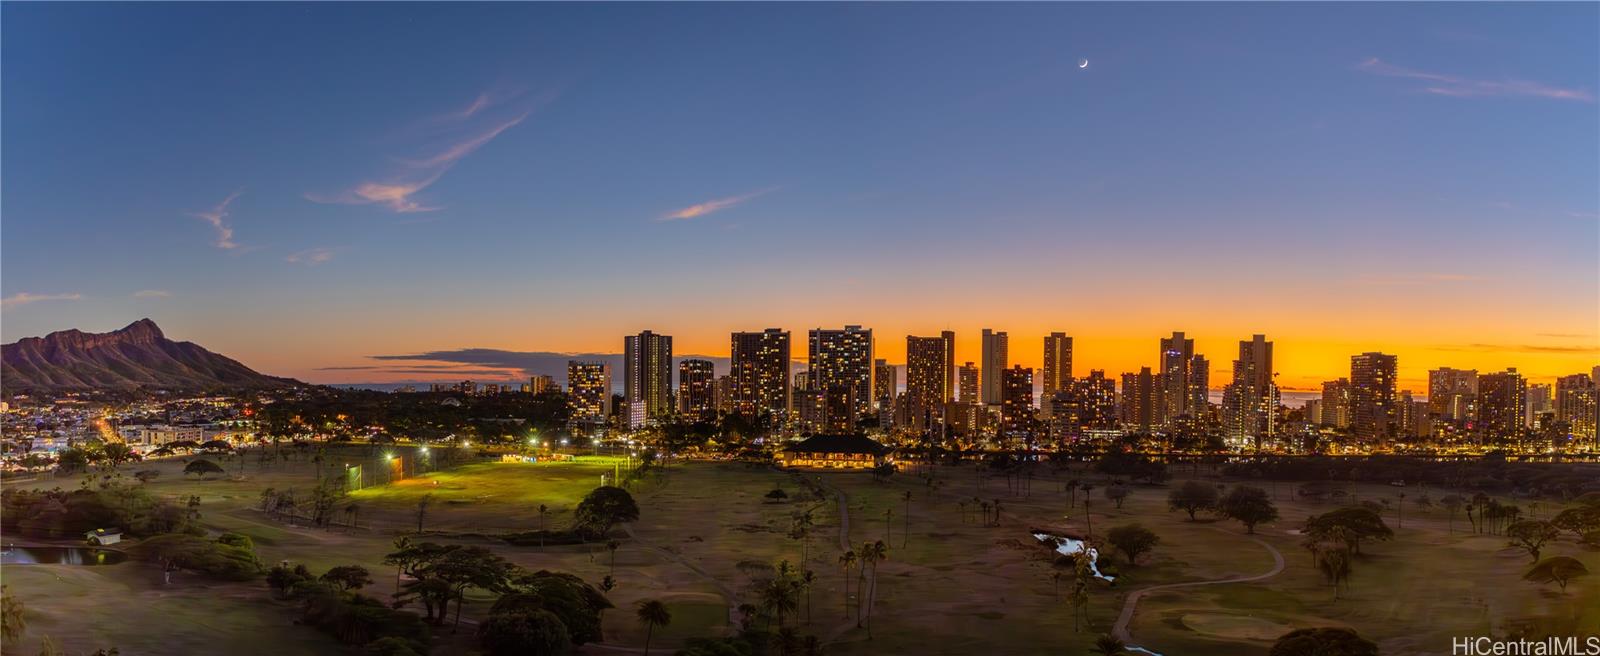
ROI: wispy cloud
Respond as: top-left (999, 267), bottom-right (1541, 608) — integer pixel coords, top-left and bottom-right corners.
top-left (1358, 57), bottom-right (1594, 103)
top-left (2, 292), bottom-right (83, 309)
top-left (397, 113), bottom-right (529, 171)
top-left (454, 93), bottom-right (491, 120)
top-left (1436, 343), bottom-right (1600, 355)
top-left (308, 90), bottom-right (546, 213)
top-left (659, 187), bottom-right (777, 221)
top-left (190, 191), bottom-right (243, 249)
top-left (1353, 272), bottom-right (1483, 286)
top-left (132, 290), bottom-right (172, 299)
top-left (286, 247), bottom-right (337, 266)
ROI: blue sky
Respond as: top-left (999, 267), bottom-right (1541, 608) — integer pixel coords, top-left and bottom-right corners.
top-left (3, 2), bottom-right (1596, 388)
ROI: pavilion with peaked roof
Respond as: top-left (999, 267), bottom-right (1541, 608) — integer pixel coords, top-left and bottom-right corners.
top-left (778, 434), bottom-right (891, 470)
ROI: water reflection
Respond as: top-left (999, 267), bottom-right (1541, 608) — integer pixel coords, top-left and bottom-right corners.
top-left (1, 545), bottom-right (128, 566)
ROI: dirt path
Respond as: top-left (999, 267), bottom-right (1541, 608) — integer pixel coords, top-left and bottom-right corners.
top-left (1111, 527), bottom-right (1287, 655)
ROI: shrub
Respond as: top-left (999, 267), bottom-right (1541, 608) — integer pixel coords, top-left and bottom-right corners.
top-left (479, 609), bottom-right (571, 656)
top-left (294, 582), bottom-right (431, 652)
top-left (268, 563), bottom-right (316, 594)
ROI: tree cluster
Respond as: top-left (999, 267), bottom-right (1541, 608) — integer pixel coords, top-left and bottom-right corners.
top-left (131, 532), bottom-right (261, 581)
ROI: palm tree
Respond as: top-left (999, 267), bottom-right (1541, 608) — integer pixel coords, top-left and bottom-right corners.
top-left (879, 506), bottom-right (891, 545)
top-left (858, 540), bottom-right (889, 636)
top-left (800, 569), bottom-right (817, 625)
top-left (635, 599), bottom-right (671, 656)
top-left (1081, 489), bottom-right (1095, 539)
top-left (415, 493), bottom-right (433, 534)
top-left (538, 504), bottom-right (550, 547)
top-left (1440, 495), bottom-right (1464, 534)
top-left (901, 490), bottom-right (913, 547)
top-left (607, 540), bottom-right (622, 576)
top-left (958, 500), bottom-right (969, 524)
top-left (1092, 634), bottom-right (1128, 655)
top-left (979, 501), bottom-right (992, 527)
top-left (790, 511), bottom-right (814, 566)
top-left (838, 551), bottom-right (857, 617)
top-left (1066, 579), bottom-right (1089, 632)
top-left (760, 574), bottom-right (799, 630)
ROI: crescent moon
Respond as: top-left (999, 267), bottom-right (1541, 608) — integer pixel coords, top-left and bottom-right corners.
top-left (1079, 59), bottom-right (1089, 69)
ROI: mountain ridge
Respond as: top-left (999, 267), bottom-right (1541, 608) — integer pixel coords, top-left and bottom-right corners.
top-left (2, 319), bottom-right (301, 393)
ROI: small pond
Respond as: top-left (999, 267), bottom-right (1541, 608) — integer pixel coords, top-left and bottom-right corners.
top-left (1, 545), bottom-right (128, 566)
top-left (1032, 532), bottom-right (1114, 582)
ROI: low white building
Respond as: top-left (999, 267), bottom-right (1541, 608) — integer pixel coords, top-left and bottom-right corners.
top-left (118, 423), bottom-right (234, 447)
top-left (86, 528), bottom-right (122, 545)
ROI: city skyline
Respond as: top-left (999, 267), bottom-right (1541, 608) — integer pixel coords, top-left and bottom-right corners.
top-left (3, 3), bottom-right (1596, 392)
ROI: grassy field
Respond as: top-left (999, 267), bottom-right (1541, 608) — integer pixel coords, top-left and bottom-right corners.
top-left (346, 456), bottom-right (630, 532)
top-left (3, 450), bottom-right (1596, 655)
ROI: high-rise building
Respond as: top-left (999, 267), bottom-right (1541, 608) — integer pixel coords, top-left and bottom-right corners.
top-left (1428, 368), bottom-right (1479, 423)
top-left (1158, 331), bottom-right (1203, 423)
top-left (1397, 390), bottom-right (1431, 439)
top-left (958, 362), bottom-right (980, 404)
top-left (1477, 369), bottom-right (1526, 443)
top-left (1188, 354), bottom-right (1210, 417)
top-left (808, 326), bottom-right (875, 420)
top-left (1120, 367), bottom-right (1163, 432)
top-left (566, 361), bottom-right (612, 424)
top-left (1042, 332), bottom-right (1074, 400)
top-left (528, 375), bottom-right (556, 395)
top-left (999, 365), bottom-right (1034, 438)
top-left (731, 329), bottom-right (792, 418)
top-left (623, 330), bottom-right (673, 429)
top-left (1320, 378), bottom-right (1351, 428)
top-left (677, 359), bottom-right (716, 419)
top-left (873, 359), bottom-right (896, 411)
top-left (714, 375), bottom-right (735, 415)
top-left (1525, 383), bottom-right (1552, 427)
top-left (1048, 370), bottom-right (1116, 441)
top-left (1555, 374), bottom-right (1597, 444)
top-left (1221, 334), bottom-right (1277, 448)
top-left (1303, 399), bottom-right (1323, 426)
top-left (981, 329), bottom-right (1009, 405)
top-left (905, 332), bottom-right (956, 431)
top-left (1350, 352), bottom-right (1398, 442)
